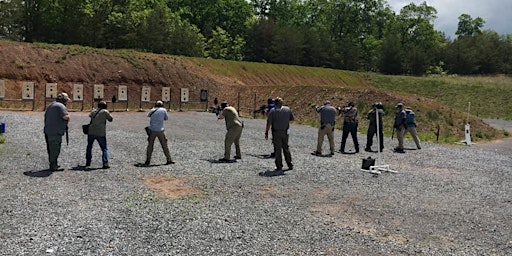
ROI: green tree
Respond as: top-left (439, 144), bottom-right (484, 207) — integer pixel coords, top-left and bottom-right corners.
top-left (0, 0), bottom-right (24, 40)
top-left (445, 30), bottom-right (505, 74)
top-left (268, 24), bottom-right (305, 65)
top-left (389, 1), bottom-right (442, 75)
top-left (169, 0), bottom-right (253, 39)
top-left (205, 27), bottom-right (245, 60)
top-left (455, 14), bottom-right (485, 37)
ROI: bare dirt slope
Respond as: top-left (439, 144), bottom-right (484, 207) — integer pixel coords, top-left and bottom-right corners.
top-left (0, 40), bottom-right (502, 141)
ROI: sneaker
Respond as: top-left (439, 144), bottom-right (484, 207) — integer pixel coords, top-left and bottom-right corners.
top-left (312, 151), bottom-right (321, 156)
top-left (330, 152), bottom-right (335, 156)
top-left (143, 161), bottom-right (150, 166)
top-left (218, 158), bottom-right (230, 162)
top-left (102, 165), bottom-right (110, 169)
top-left (85, 161), bottom-right (91, 167)
top-left (417, 147), bottom-right (421, 150)
top-left (234, 156), bottom-right (241, 160)
top-left (364, 148), bottom-right (372, 152)
top-left (287, 165), bottom-right (293, 171)
top-left (165, 160), bottom-right (175, 165)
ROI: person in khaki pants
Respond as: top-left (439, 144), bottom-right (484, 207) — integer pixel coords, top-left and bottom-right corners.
top-left (217, 101), bottom-right (243, 161)
top-left (404, 107), bottom-right (421, 149)
top-left (144, 101), bottom-right (174, 166)
top-left (265, 97), bottom-right (294, 171)
top-left (313, 101), bottom-right (338, 156)
top-left (393, 103), bottom-right (406, 153)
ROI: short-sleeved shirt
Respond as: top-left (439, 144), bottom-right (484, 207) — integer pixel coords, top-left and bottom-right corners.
top-left (394, 110), bottom-right (406, 128)
top-left (266, 103), bottom-right (275, 113)
top-left (405, 110), bottom-right (416, 128)
top-left (316, 104), bottom-right (337, 126)
top-left (267, 105), bottom-right (294, 131)
top-left (148, 107), bottom-right (168, 132)
top-left (88, 109), bottom-right (113, 137)
top-left (222, 106), bottom-right (243, 130)
top-left (367, 109), bottom-right (384, 127)
top-left (44, 101), bottom-right (69, 136)
top-left (343, 107), bottom-right (358, 124)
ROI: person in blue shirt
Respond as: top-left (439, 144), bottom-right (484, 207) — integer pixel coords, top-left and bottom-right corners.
top-left (144, 101), bottom-right (174, 166)
top-left (404, 107), bottom-right (421, 149)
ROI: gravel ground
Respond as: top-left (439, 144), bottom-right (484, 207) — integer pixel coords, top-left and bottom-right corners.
top-left (0, 110), bottom-right (511, 256)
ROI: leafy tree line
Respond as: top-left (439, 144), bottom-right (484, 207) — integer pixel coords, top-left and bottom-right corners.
top-left (1, 0), bottom-right (511, 75)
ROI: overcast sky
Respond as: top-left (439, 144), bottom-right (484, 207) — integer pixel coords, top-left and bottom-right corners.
top-left (387, 0), bottom-right (512, 38)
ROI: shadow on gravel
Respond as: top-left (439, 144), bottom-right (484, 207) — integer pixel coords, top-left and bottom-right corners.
top-left (339, 150), bottom-right (358, 155)
top-left (246, 153), bottom-right (274, 159)
top-left (310, 152), bottom-right (333, 157)
top-left (204, 159), bottom-right (237, 163)
top-left (258, 169), bottom-right (291, 177)
top-left (23, 169), bottom-right (62, 178)
top-left (134, 163), bottom-right (164, 167)
top-left (70, 166), bottom-right (102, 171)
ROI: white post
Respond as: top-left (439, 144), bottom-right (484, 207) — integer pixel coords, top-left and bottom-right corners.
top-left (465, 102), bottom-right (472, 146)
top-left (361, 106), bottom-right (397, 175)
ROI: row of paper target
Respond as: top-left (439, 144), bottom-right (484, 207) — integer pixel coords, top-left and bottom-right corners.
top-left (0, 80), bottom-right (197, 102)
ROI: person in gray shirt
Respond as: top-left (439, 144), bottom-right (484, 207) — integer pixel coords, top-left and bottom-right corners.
top-left (44, 92), bottom-right (70, 171)
top-left (265, 97), bottom-right (294, 171)
top-left (313, 101), bottom-right (338, 156)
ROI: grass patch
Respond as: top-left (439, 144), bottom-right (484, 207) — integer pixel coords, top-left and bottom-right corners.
top-left (118, 50), bottom-right (144, 69)
top-left (0, 134), bottom-right (5, 144)
top-left (367, 73), bottom-right (512, 120)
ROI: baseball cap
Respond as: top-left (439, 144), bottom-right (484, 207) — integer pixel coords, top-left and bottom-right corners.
top-left (57, 92), bottom-right (69, 101)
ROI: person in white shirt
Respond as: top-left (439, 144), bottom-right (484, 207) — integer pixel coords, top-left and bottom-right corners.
top-left (144, 101), bottom-right (174, 166)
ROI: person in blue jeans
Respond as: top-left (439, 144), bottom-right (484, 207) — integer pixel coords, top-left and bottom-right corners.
top-left (86, 101), bottom-right (113, 169)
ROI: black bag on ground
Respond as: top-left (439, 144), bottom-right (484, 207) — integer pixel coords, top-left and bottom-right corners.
top-left (362, 157), bottom-right (375, 170)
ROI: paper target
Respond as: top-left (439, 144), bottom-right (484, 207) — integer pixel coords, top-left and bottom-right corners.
top-left (46, 83), bottom-right (58, 99)
top-left (73, 84), bottom-right (83, 101)
top-left (22, 82), bottom-right (34, 100)
top-left (141, 86), bottom-right (151, 102)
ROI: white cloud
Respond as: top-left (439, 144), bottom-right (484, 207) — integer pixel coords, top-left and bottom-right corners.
top-left (387, 0), bottom-right (512, 37)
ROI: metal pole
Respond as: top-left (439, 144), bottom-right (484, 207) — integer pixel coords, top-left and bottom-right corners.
top-left (467, 102), bottom-right (471, 124)
top-left (237, 91), bottom-right (241, 115)
top-left (253, 93), bottom-right (257, 119)
top-left (376, 108), bottom-right (380, 155)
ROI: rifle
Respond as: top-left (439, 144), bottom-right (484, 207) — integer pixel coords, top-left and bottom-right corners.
top-left (391, 127), bottom-right (395, 140)
top-left (66, 126), bottom-right (69, 145)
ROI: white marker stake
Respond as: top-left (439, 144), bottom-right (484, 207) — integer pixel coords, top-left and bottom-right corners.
top-left (465, 102), bottom-right (472, 146)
